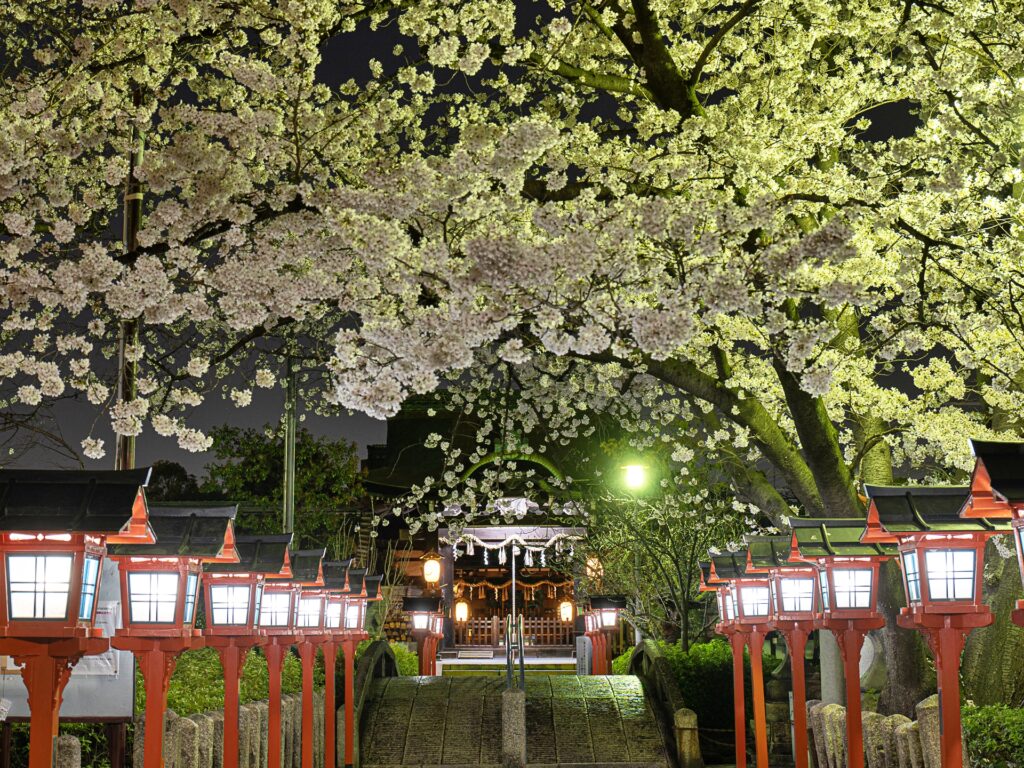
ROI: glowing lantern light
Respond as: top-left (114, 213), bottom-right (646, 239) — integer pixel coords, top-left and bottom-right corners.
top-left (455, 599), bottom-right (470, 623)
top-left (558, 600), bottom-right (574, 622)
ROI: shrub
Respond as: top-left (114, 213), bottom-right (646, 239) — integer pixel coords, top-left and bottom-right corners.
top-left (136, 646), bottom-right (320, 717)
top-left (963, 705), bottom-right (1024, 767)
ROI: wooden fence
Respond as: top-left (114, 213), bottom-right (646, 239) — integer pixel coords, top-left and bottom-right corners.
top-left (452, 615), bottom-right (575, 647)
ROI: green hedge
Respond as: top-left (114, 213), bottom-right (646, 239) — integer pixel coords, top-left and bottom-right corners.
top-left (963, 705), bottom-right (1024, 767)
top-left (137, 646), bottom-right (316, 717)
top-left (612, 639), bottom-right (752, 741)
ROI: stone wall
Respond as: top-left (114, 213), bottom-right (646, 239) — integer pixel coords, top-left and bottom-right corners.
top-left (132, 691), bottom-right (329, 768)
top-left (805, 694), bottom-right (964, 768)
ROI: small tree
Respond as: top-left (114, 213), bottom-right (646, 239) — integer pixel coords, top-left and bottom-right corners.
top-left (201, 424), bottom-right (362, 549)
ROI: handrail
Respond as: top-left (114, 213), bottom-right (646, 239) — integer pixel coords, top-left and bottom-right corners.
top-left (504, 614), bottom-right (526, 690)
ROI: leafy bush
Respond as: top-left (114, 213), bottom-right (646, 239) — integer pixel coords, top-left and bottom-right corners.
top-left (612, 640), bottom-right (751, 743)
top-left (963, 705), bottom-right (1024, 767)
top-left (137, 646), bottom-right (320, 717)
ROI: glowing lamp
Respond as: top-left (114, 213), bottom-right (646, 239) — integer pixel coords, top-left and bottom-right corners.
top-left (622, 464), bottom-right (648, 490)
top-left (589, 595), bottom-right (626, 630)
top-left (455, 599), bottom-right (470, 623)
top-left (110, 504), bottom-right (238, 636)
top-left (421, 550), bottom-right (442, 586)
top-left (202, 533), bottom-right (293, 633)
top-left (558, 600), bottom-right (573, 622)
top-left (403, 595), bottom-right (442, 632)
top-left (585, 556), bottom-right (603, 580)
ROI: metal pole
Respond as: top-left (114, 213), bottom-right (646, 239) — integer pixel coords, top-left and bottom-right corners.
top-left (115, 88), bottom-right (144, 472)
top-left (283, 356), bottom-right (297, 534)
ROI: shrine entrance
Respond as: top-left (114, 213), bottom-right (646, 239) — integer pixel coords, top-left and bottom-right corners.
top-left (439, 525), bottom-right (585, 654)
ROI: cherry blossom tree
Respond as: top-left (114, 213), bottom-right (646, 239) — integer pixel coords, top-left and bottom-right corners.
top-left (3, 0), bottom-right (1024, 712)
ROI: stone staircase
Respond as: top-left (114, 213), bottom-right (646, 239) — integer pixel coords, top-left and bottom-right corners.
top-left (359, 675), bottom-right (670, 768)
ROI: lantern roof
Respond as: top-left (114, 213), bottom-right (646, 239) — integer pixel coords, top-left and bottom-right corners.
top-left (708, 550), bottom-right (751, 581)
top-left (0, 467), bottom-right (152, 536)
top-left (322, 558), bottom-right (355, 590)
top-left (110, 503), bottom-right (238, 560)
top-left (343, 568), bottom-right (368, 596)
top-left (962, 439), bottom-right (1024, 518)
top-left (744, 535), bottom-right (803, 571)
top-left (863, 485), bottom-right (1010, 543)
top-left (290, 548), bottom-right (326, 585)
top-left (589, 595), bottom-right (627, 611)
top-left (204, 533), bottom-right (293, 575)
top-left (698, 561), bottom-right (715, 590)
top-left (788, 517), bottom-right (895, 559)
top-left (364, 575), bottom-right (383, 600)
top-left (402, 595), bottom-right (442, 613)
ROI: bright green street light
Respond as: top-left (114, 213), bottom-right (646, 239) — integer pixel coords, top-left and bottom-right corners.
top-left (622, 464), bottom-right (649, 490)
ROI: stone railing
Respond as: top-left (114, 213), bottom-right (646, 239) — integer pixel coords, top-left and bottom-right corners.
top-left (807, 694), bottom-right (959, 768)
top-left (627, 639), bottom-right (703, 768)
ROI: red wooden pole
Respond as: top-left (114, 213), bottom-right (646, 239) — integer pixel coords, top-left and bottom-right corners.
top-left (137, 649), bottom-right (177, 768)
top-left (298, 640), bottom-right (317, 768)
top-left (748, 630), bottom-right (769, 768)
top-left (838, 627), bottom-right (866, 768)
top-left (265, 641), bottom-right (288, 768)
top-left (323, 642), bottom-right (338, 768)
top-left (784, 628), bottom-right (810, 768)
top-left (728, 633), bottom-right (747, 768)
top-left (19, 653), bottom-right (72, 768)
top-left (934, 626), bottom-right (967, 768)
top-left (343, 638), bottom-right (357, 768)
top-left (415, 634), bottom-right (428, 676)
top-left (216, 644), bottom-right (249, 768)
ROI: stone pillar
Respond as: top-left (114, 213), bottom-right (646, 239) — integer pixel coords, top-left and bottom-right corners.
top-left (55, 735), bottom-right (82, 768)
top-left (501, 688), bottom-right (526, 768)
top-left (673, 708), bottom-right (702, 768)
top-left (895, 721), bottom-right (924, 768)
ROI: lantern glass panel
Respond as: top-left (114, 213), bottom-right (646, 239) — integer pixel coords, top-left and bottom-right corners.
top-left (819, 572), bottom-right (830, 611)
top-left (210, 584), bottom-right (250, 625)
top-left (740, 585), bottom-right (771, 617)
top-left (780, 577), bottom-right (815, 613)
top-left (345, 601), bottom-right (362, 629)
top-left (326, 600), bottom-right (343, 628)
top-left (79, 555), bottom-right (101, 620)
top-left (128, 571), bottom-right (179, 623)
top-left (7, 554), bottom-right (73, 620)
top-left (599, 608), bottom-right (618, 627)
top-left (902, 552), bottom-right (922, 604)
top-left (260, 590), bottom-right (292, 627)
top-left (297, 597), bottom-right (322, 627)
top-left (412, 612), bottom-right (429, 630)
top-left (183, 573), bottom-right (199, 624)
top-left (253, 583), bottom-right (264, 625)
top-left (924, 549), bottom-right (976, 601)
top-left (832, 568), bottom-right (872, 609)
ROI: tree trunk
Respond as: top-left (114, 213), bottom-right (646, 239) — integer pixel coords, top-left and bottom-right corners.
top-left (876, 559), bottom-right (934, 715)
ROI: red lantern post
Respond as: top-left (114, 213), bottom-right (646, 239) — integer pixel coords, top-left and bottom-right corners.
top-left (289, 549), bottom-right (328, 768)
top-left (0, 468), bottom-right (155, 768)
top-left (709, 552), bottom-right (773, 768)
top-left (321, 559), bottom-right (355, 768)
top-left (700, 561), bottom-right (745, 768)
top-left (864, 483), bottom-right (1011, 768)
top-left (961, 440), bottom-right (1024, 627)
top-left (203, 533), bottom-right (292, 768)
top-left (337, 572), bottom-right (381, 768)
top-left (745, 536), bottom-right (820, 768)
top-left (403, 596), bottom-right (442, 676)
top-left (790, 518), bottom-right (893, 768)
top-left (258, 551), bottom-right (301, 768)
top-left (110, 503), bottom-right (239, 768)
top-left (588, 596), bottom-right (625, 678)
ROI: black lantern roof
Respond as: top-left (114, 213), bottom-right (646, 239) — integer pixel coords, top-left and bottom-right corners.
top-left (291, 548), bottom-right (326, 583)
top-left (709, 550), bottom-right (751, 580)
top-left (364, 575), bottom-right (383, 600)
top-left (322, 558), bottom-right (355, 590)
top-left (110, 503), bottom-right (236, 557)
top-left (402, 595), bottom-right (442, 613)
top-left (789, 517), bottom-right (895, 557)
top-left (589, 595), bottom-right (627, 611)
top-left (698, 561), bottom-right (713, 586)
top-left (865, 485), bottom-right (1011, 533)
top-left (745, 535), bottom-right (802, 569)
top-left (0, 467), bottom-right (151, 533)
top-left (342, 568), bottom-right (367, 595)
top-left (204, 533), bottom-right (293, 574)
top-left (969, 440), bottom-right (1024, 504)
